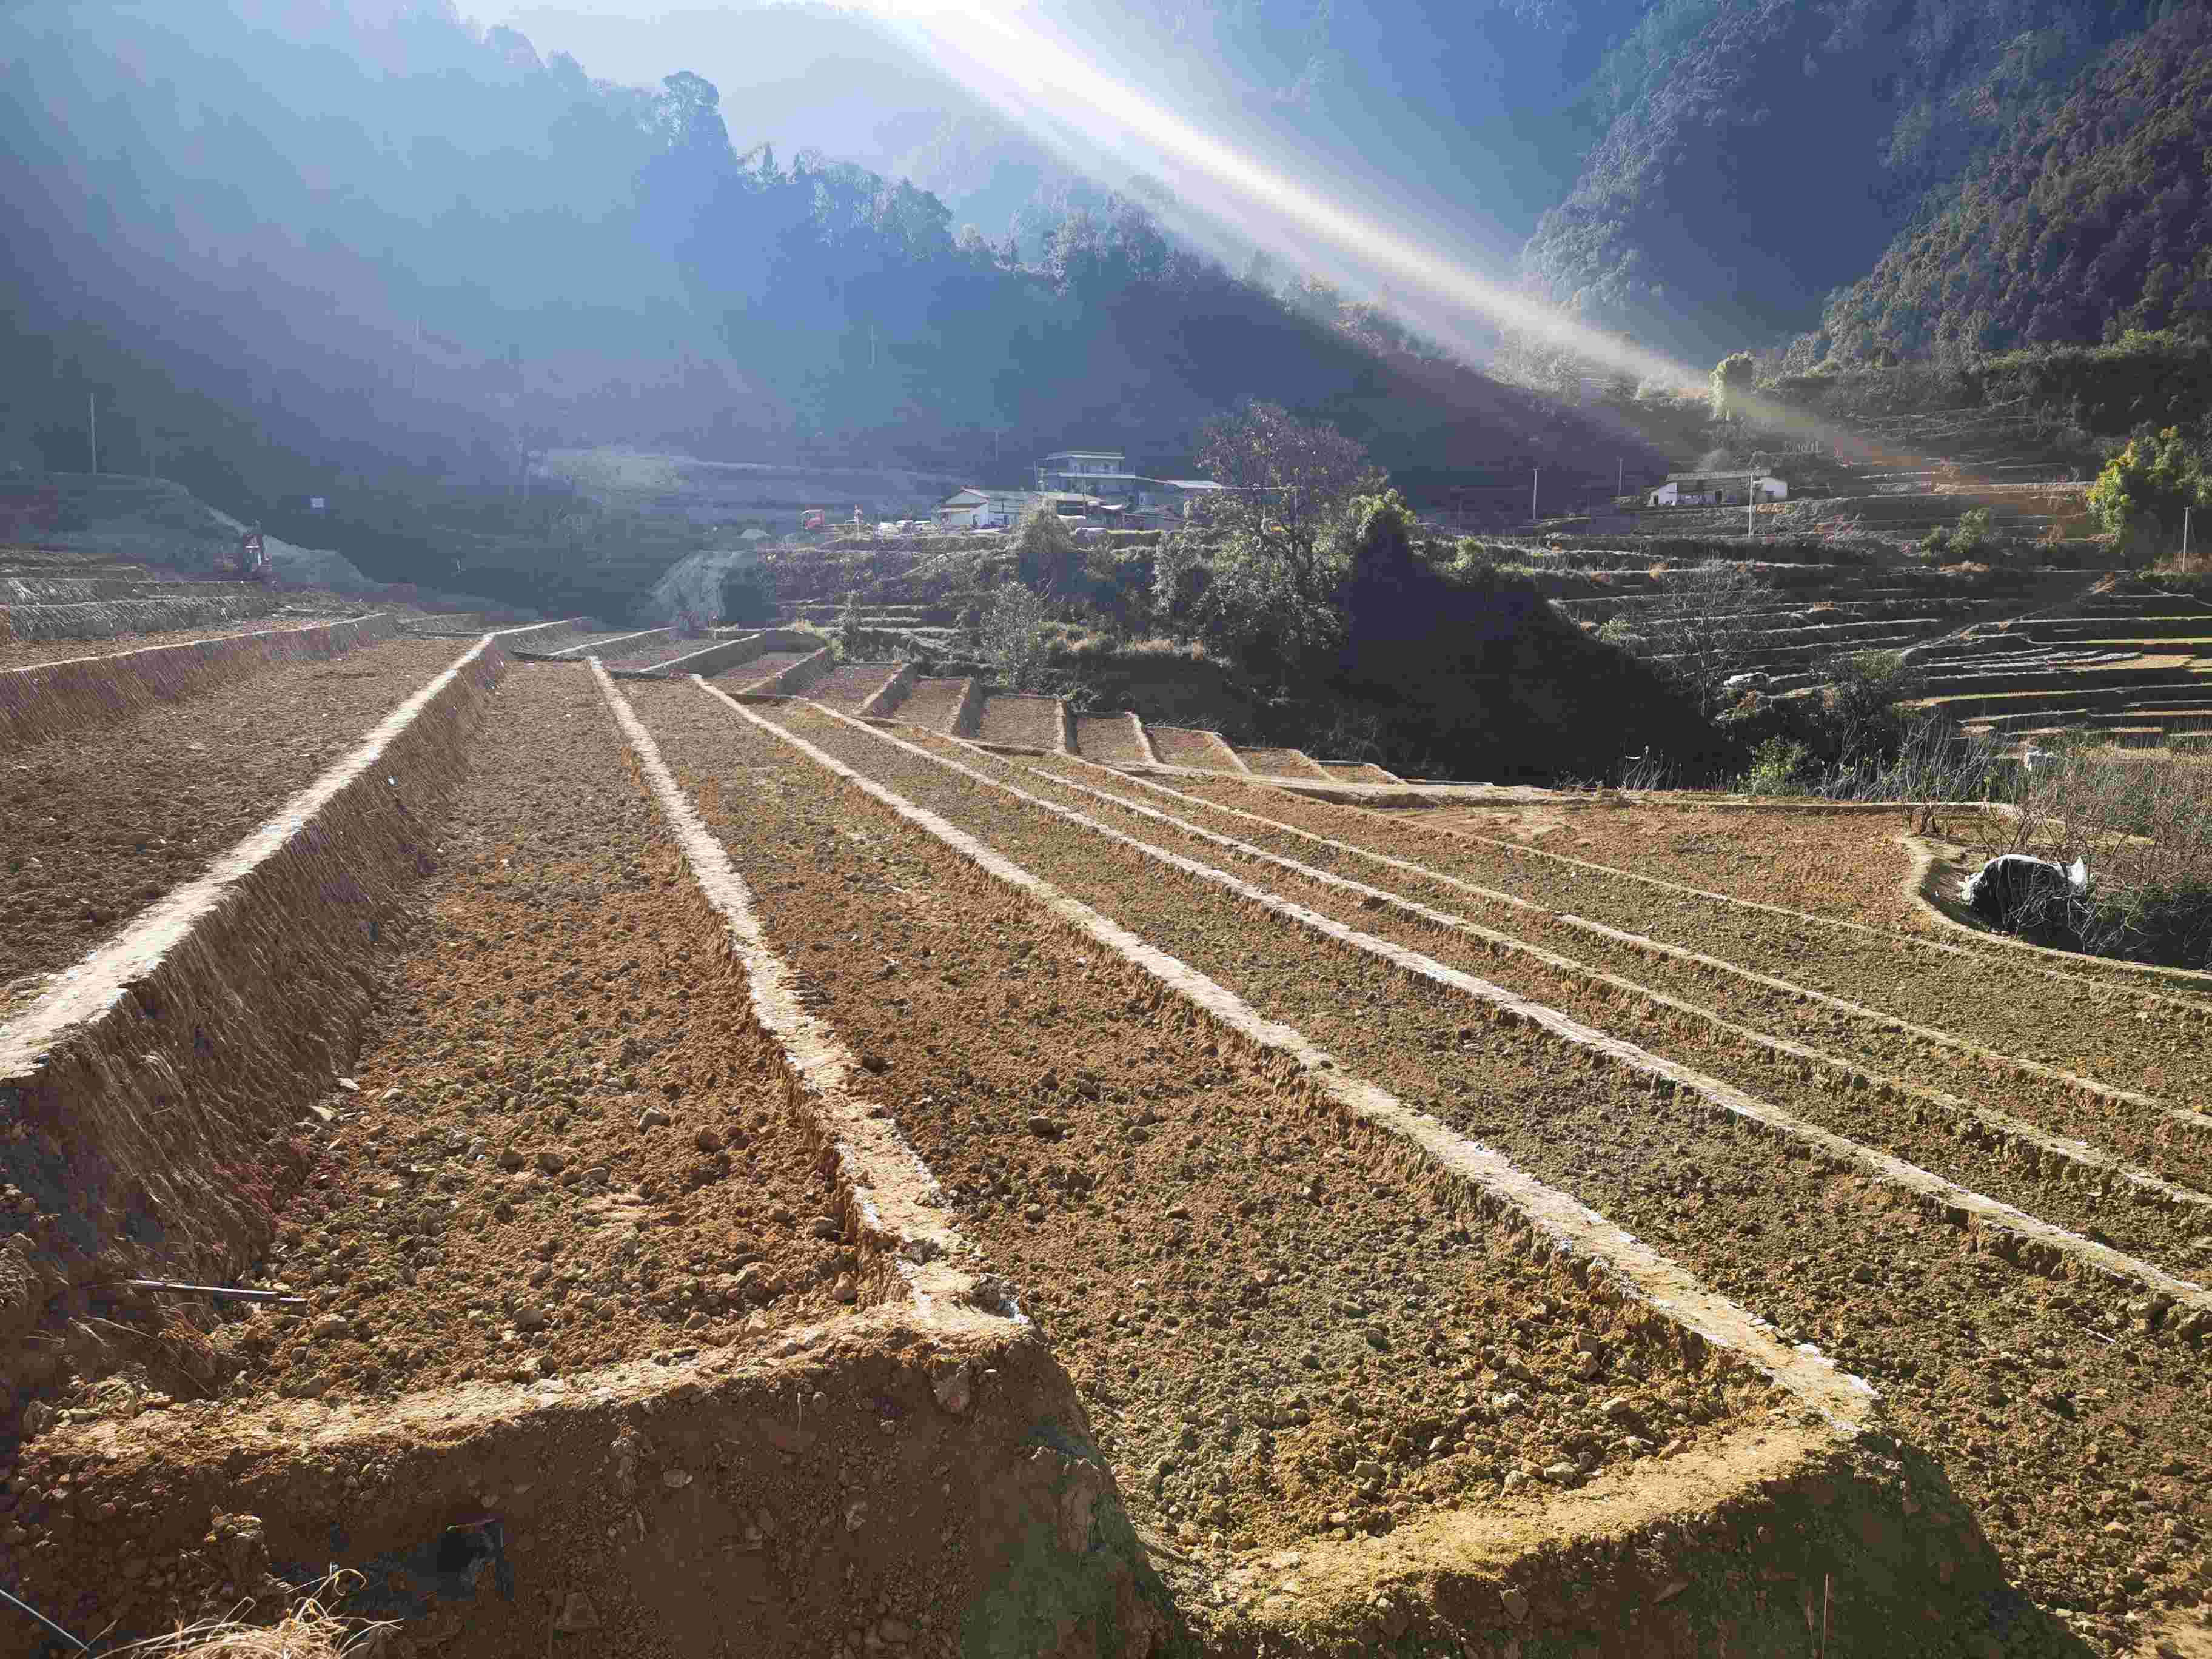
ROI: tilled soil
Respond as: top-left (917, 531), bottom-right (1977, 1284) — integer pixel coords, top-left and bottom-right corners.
top-left (602, 635), bottom-right (717, 672)
top-left (0, 610), bottom-right (370, 668)
top-left (890, 677), bottom-right (970, 733)
top-left (1073, 714), bottom-right (1147, 765)
top-left (806, 660), bottom-right (902, 708)
top-left (1407, 802), bottom-right (1945, 931)
top-left (1147, 726), bottom-right (1238, 770)
top-left (1169, 779), bottom-right (2212, 1103)
top-left (755, 703), bottom-right (2212, 1648)
top-left (722, 649), bottom-right (818, 686)
top-left (973, 694), bottom-right (1061, 749)
top-left (505, 627), bottom-right (643, 657)
top-left (626, 682), bottom-right (1777, 1554)
top-left (215, 665), bottom-right (848, 1407)
top-left (1237, 748), bottom-right (1322, 779)
top-left (1, 638), bottom-right (468, 996)
top-left (1003, 756), bottom-right (2212, 1210)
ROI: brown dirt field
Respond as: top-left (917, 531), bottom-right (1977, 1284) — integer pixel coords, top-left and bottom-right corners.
top-left (719, 649), bottom-right (820, 686)
top-left (890, 677), bottom-right (971, 733)
top-left (957, 752), bottom-right (2212, 1256)
top-left (1147, 726), bottom-right (1238, 770)
top-left (600, 635), bottom-right (716, 672)
top-left (217, 665), bottom-right (846, 1409)
top-left (1168, 780), bottom-right (2212, 1104)
top-left (746, 708), bottom-right (2212, 1647)
top-left (1403, 801), bottom-right (1936, 930)
top-left (504, 626), bottom-right (641, 656)
top-left (1238, 748), bottom-right (1323, 779)
top-left (805, 660), bottom-right (901, 708)
top-left (624, 683), bottom-right (1777, 1558)
top-left (0, 638), bottom-right (469, 998)
top-left (973, 694), bottom-right (1061, 749)
top-left (1074, 714), bottom-right (1147, 765)
top-left (1006, 759), bottom-right (2212, 1205)
top-left (0, 611), bottom-right (371, 669)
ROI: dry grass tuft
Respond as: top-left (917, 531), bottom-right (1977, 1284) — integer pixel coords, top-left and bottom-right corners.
top-left (118, 1576), bottom-right (394, 1659)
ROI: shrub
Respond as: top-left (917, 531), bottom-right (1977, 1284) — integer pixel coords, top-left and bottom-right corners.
top-left (1013, 503), bottom-right (1081, 592)
top-left (1949, 506), bottom-right (1992, 556)
top-left (2087, 426), bottom-right (2212, 558)
top-left (1741, 735), bottom-right (1812, 794)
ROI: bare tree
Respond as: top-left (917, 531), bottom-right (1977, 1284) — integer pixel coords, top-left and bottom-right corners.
top-left (1635, 560), bottom-right (1774, 708)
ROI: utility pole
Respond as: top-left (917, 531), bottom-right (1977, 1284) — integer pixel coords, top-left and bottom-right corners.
top-left (2185, 506), bottom-right (2194, 562)
top-left (87, 392), bottom-right (97, 474)
top-left (1617, 457), bottom-right (1623, 497)
top-left (1530, 466), bottom-right (1538, 525)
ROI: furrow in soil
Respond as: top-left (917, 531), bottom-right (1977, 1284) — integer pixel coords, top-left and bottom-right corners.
top-left (755, 700), bottom-right (2212, 1626)
top-left (625, 679), bottom-right (1786, 1555)
top-left (223, 664), bottom-right (851, 1406)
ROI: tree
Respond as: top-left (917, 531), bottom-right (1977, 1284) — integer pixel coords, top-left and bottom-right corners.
top-left (2088, 427), bottom-right (2211, 558)
top-left (1191, 400), bottom-right (1382, 603)
top-left (1814, 649), bottom-right (1928, 763)
top-left (1636, 560), bottom-right (1774, 709)
top-left (979, 580), bottom-right (1052, 689)
top-left (1709, 352), bottom-right (1757, 423)
top-left (1013, 501), bottom-right (1080, 593)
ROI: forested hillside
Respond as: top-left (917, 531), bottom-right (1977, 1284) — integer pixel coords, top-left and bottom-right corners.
top-left (1522, 0), bottom-right (2174, 359)
top-left (1806, 7), bottom-right (2212, 363)
top-left (0, 0), bottom-right (1655, 593)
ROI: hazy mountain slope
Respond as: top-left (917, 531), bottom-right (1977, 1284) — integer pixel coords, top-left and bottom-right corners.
top-left (1522, 0), bottom-right (2166, 360)
top-left (1809, 7), bottom-right (2212, 363)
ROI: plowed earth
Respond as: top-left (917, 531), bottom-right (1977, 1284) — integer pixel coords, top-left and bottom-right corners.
top-left (887, 677), bottom-right (969, 732)
top-left (973, 695), bottom-right (1060, 749)
top-left (1, 638), bottom-right (468, 996)
top-left (601, 636), bottom-right (719, 672)
top-left (1169, 780), bottom-right (2212, 1101)
top-left (722, 650), bottom-right (817, 686)
top-left (806, 661), bottom-right (902, 708)
top-left (0, 610), bottom-right (372, 668)
top-left (504, 626), bottom-right (642, 657)
top-left (623, 682), bottom-right (1776, 1556)
top-left (1147, 727), bottom-right (1237, 770)
top-left (220, 665), bottom-right (845, 1409)
top-left (751, 705), bottom-right (2212, 1649)
top-left (1073, 715), bottom-right (1146, 766)
top-left (1000, 760), bottom-right (2212, 1215)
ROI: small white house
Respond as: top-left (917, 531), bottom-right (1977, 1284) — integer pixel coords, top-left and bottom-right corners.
top-left (1647, 471), bottom-right (1789, 508)
top-left (934, 487), bottom-right (1035, 529)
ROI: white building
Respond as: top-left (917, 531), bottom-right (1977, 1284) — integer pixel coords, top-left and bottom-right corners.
top-left (934, 488), bottom-right (1034, 529)
top-left (1647, 471), bottom-right (1789, 508)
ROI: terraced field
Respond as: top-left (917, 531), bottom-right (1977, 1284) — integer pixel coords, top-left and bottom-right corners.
top-left (4, 648), bottom-right (2210, 1658)
top-left (0, 635), bottom-right (471, 996)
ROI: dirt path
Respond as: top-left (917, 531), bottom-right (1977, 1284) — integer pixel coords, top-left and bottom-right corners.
top-left (1, 638), bottom-right (469, 996)
top-left (0, 610), bottom-right (368, 668)
top-left (624, 681), bottom-right (1778, 1557)
top-left (750, 701), bottom-right (2212, 1647)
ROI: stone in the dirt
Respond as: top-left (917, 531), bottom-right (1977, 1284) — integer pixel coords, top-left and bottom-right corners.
top-left (638, 1107), bottom-right (671, 1130)
top-left (555, 1593), bottom-right (599, 1632)
top-left (662, 1469), bottom-right (693, 1489)
top-left (536, 1150), bottom-right (566, 1175)
top-left (311, 1315), bottom-right (351, 1341)
top-left (1027, 1115), bottom-right (1059, 1138)
top-left (833, 1273), bottom-right (859, 1303)
top-left (513, 1304), bottom-right (549, 1332)
top-left (809, 1216), bottom-right (842, 1240)
top-left (693, 1127), bottom-right (723, 1153)
top-left (497, 1149), bottom-right (525, 1171)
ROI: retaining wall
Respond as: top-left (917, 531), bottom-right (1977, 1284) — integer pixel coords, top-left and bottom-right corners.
top-left (0, 613), bottom-right (400, 748)
top-left (0, 637), bottom-right (509, 1396)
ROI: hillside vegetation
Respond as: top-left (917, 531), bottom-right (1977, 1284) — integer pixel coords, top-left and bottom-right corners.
top-left (1808, 7), bottom-right (2212, 363)
top-left (1523, 0), bottom-right (2171, 356)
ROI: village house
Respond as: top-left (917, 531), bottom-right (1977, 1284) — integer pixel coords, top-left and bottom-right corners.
top-left (1646, 471), bottom-right (1789, 508)
top-left (940, 449), bottom-right (1227, 531)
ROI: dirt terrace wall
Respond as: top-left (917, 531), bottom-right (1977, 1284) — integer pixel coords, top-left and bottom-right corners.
top-left (0, 614), bottom-right (399, 748)
top-left (0, 638), bottom-right (508, 1403)
top-left (7, 1306), bottom-right (1170, 1659)
top-left (0, 591), bottom-right (283, 642)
